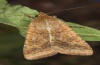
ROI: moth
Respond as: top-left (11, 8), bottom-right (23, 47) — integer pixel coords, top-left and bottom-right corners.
top-left (23, 12), bottom-right (93, 60)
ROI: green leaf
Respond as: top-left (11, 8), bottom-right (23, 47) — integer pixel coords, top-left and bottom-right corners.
top-left (0, 4), bottom-right (100, 41)
top-left (0, 0), bottom-right (7, 5)
top-left (0, 5), bottom-right (39, 36)
top-left (67, 22), bottom-right (100, 41)
top-left (0, 0), bottom-right (7, 9)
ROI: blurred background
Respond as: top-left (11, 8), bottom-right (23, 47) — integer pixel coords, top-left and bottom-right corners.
top-left (0, 0), bottom-right (100, 65)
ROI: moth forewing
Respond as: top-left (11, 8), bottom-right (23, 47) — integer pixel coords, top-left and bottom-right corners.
top-left (23, 12), bottom-right (93, 60)
top-left (52, 19), bottom-right (93, 55)
top-left (23, 13), bottom-right (58, 60)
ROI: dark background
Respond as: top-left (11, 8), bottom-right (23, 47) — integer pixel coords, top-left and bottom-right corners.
top-left (0, 0), bottom-right (100, 65)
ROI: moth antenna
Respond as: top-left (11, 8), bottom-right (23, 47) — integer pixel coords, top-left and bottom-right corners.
top-left (47, 6), bottom-right (87, 14)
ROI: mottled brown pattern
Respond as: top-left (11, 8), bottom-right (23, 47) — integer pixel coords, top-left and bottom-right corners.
top-left (23, 12), bottom-right (93, 60)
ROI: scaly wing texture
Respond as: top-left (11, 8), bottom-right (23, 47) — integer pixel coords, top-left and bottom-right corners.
top-left (23, 12), bottom-right (93, 60)
top-left (52, 19), bottom-right (93, 55)
top-left (23, 14), bottom-right (57, 60)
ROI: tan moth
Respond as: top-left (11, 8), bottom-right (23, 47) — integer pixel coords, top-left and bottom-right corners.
top-left (23, 12), bottom-right (93, 60)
